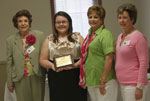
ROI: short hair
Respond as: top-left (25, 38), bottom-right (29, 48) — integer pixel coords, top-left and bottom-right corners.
top-left (87, 5), bottom-right (105, 24)
top-left (53, 11), bottom-right (75, 43)
top-left (117, 3), bottom-right (137, 25)
top-left (12, 9), bottom-right (32, 29)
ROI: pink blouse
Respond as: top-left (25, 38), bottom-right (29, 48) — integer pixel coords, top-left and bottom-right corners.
top-left (115, 30), bottom-right (149, 86)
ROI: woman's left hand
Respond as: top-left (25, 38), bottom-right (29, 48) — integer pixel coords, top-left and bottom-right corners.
top-left (99, 84), bottom-right (106, 95)
top-left (63, 66), bottom-right (73, 70)
top-left (99, 53), bottom-right (113, 95)
top-left (56, 67), bottom-right (64, 72)
top-left (135, 88), bottom-right (143, 100)
top-left (56, 66), bottom-right (73, 72)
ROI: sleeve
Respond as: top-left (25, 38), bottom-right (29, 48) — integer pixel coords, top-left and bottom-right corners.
top-left (102, 30), bottom-right (115, 55)
top-left (6, 39), bottom-right (14, 87)
top-left (136, 35), bottom-right (149, 85)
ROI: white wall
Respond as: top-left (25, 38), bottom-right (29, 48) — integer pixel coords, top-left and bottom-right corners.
top-left (137, 0), bottom-right (150, 58)
top-left (138, 0), bottom-right (150, 44)
top-left (0, 0), bottom-right (53, 61)
top-left (0, 0), bottom-right (150, 61)
top-left (103, 0), bottom-right (138, 38)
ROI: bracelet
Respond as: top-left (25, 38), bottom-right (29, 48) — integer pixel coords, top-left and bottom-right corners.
top-left (136, 85), bottom-right (144, 90)
top-left (100, 81), bottom-right (106, 85)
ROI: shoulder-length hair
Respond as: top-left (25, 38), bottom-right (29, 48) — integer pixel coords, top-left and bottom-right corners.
top-left (53, 11), bottom-right (75, 43)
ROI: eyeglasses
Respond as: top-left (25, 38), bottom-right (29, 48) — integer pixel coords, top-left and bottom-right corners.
top-left (55, 21), bottom-right (68, 25)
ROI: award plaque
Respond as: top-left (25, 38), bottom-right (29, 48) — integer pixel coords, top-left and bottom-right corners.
top-left (54, 54), bottom-right (74, 69)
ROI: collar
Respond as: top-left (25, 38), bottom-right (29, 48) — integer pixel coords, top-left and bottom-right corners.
top-left (88, 25), bottom-right (105, 35)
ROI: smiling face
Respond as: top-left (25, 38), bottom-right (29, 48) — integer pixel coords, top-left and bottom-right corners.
top-left (118, 11), bottom-right (134, 32)
top-left (17, 16), bottom-right (30, 34)
top-left (88, 12), bottom-right (102, 32)
top-left (55, 16), bottom-right (69, 35)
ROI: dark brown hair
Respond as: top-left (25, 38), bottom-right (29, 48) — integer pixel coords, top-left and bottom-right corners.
top-left (117, 3), bottom-right (137, 25)
top-left (53, 11), bottom-right (75, 43)
top-left (12, 9), bottom-right (32, 29)
top-left (87, 5), bottom-right (105, 24)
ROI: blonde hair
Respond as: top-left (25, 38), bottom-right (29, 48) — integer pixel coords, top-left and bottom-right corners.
top-left (87, 5), bottom-right (105, 24)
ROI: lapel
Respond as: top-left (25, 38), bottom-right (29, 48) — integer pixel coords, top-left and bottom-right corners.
top-left (14, 30), bottom-right (38, 57)
top-left (14, 32), bottom-right (24, 55)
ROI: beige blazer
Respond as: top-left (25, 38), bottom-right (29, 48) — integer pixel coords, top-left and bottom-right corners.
top-left (6, 29), bottom-right (45, 86)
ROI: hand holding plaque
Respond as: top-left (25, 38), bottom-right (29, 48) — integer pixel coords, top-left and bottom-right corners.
top-left (54, 54), bottom-right (74, 69)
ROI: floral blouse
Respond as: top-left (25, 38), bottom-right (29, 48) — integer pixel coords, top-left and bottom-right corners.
top-left (48, 32), bottom-right (81, 61)
top-left (22, 39), bottom-right (34, 76)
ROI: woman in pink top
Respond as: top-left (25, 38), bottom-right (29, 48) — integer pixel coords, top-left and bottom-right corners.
top-left (115, 3), bottom-right (149, 101)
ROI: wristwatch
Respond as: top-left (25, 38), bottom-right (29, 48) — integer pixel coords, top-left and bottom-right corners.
top-left (136, 84), bottom-right (144, 90)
